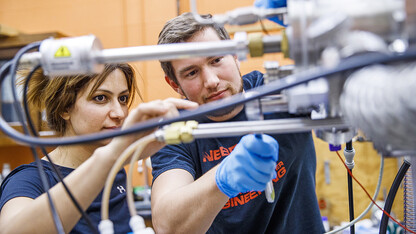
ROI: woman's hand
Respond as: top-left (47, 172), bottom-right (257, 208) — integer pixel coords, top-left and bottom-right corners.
top-left (106, 98), bottom-right (198, 160)
top-left (125, 98), bottom-right (198, 127)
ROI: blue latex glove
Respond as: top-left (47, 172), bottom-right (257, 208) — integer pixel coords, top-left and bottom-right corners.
top-left (254, 0), bottom-right (287, 26)
top-left (215, 134), bottom-right (279, 198)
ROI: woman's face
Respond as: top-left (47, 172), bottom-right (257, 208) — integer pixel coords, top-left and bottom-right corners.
top-left (62, 69), bottom-right (130, 145)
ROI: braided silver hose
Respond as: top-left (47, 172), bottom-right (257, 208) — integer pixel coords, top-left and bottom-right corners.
top-left (340, 64), bottom-right (416, 155)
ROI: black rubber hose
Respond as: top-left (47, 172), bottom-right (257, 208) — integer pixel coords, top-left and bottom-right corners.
top-left (348, 169), bottom-right (355, 234)
top-left (346, 141), bottom-right (353, 151)
top-left (3, 48), bottom-right (416, 147)
top-left (345, 140), bottom-right (355, 233)
top-left (379, 160), bottom-right (411, 234)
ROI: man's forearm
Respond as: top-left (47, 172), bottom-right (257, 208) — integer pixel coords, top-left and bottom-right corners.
top-left (151, 167), bottom-right (229, 234)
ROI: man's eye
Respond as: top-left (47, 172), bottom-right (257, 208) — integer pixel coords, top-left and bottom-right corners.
top-left (186, 70), bottom-right (197, 78)
top-left (212, 57), bottom-right (223, 64)
top-left (93, 95), bottom-right (107, 102)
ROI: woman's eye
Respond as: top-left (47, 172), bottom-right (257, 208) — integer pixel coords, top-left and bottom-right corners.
top-left (119, 95), bottom-right (129, 104)
top-left (93, 95), bottom-right (107, 102)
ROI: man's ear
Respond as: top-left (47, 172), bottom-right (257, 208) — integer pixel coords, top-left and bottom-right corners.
top-left (165, 76), bottom-right (184, 96)
top-left (233, 55), bottom-right (241, 69)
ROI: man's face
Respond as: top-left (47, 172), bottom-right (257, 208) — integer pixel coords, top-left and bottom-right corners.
top-left (168, 28), bottom-right (244, 120)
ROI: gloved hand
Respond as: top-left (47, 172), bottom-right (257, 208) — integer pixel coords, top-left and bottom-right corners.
top-left (215, 134), bottom-right (279, 198)
top-left (254, 0), bottom-right (287, 26)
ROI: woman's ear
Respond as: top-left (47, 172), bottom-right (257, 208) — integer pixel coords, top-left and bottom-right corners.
top-left (165, 76), bottom-right (184, 96)
top-left (60, 111), bottom-right (70, 120)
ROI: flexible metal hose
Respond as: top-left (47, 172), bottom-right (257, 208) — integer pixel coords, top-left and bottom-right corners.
top-left (340, 64), bottom-right (416, 155)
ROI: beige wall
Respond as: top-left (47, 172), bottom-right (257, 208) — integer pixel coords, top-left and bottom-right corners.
top-left (0, 0), bottom-right (287, 101)
top-left (0, 0), bottom-right (181, 102)
top-left (0, 0), bottom-right (405, 227)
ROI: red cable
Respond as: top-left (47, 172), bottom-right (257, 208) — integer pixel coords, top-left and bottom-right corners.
top-left (335, 151), bottom-right (416, 234)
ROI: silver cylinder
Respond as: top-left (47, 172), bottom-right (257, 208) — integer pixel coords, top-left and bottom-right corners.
top-left (95, 40), bottom-right (247, 63)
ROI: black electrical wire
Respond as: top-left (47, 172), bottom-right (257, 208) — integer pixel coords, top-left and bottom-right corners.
top-left (6, 43), bottom-right (65, 234)
top-left (1, 61), bottom-right (63, 233)
top-left (346, 141), bottom-right (355, 234)
top-left (346, 141), bottom-right (353, 151)
top-left (3, 43), bottom-right (416, 147)
top-left (379, 159), bottom-right (411, 234)
top-left (21, 65), bottom-right (99, 234)
top-left (1, 64), bottom-right (64, 233)
top-left (348, 169), bottom-right (355, 234)
top-left (20, 64), bottom-right (44, 136)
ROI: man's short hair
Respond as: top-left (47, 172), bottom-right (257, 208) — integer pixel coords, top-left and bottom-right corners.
top-left (158, 12), bottom-right (230, 84)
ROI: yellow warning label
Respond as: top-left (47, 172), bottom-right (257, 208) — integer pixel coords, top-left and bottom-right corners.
top-left (54, 46), bottom-right (71, 57)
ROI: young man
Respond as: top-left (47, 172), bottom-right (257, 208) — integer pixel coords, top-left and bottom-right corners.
top-left (151, 13), bottom-right (324, 233)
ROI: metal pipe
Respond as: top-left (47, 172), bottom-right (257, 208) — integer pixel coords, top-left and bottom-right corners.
top-left (20, 34), bottom-right (282, 71)
top-left (193, 117), bottom-right (348, 139)
top-left (95, 40), bottom-right (247, 64)
top-left (196, 117), bottom-right (310, 130)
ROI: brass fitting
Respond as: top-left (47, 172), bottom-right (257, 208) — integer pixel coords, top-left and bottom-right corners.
top-left (163, 121), bottom-right (199, 145)
top-left (248, 33), bottom-right (264, 57)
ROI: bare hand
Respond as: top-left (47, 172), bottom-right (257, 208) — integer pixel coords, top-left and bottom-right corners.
top-left (107, 98), bottom-right (198, 160)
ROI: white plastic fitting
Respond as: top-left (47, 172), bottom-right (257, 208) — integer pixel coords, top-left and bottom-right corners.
top-left (98, 219), bottom-right (114, 234)
top-left (129, 215), bottom-right (155, 234)
top-left (344, 148), bottom-right (356, 170)
top-left (129, 215), bottom-right (145, 232)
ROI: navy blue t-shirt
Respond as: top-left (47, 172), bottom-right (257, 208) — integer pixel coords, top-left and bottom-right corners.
top-left (0, 160), bottom-right (131, 234)
top-left (151, 71), bottom-right (325, 233)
